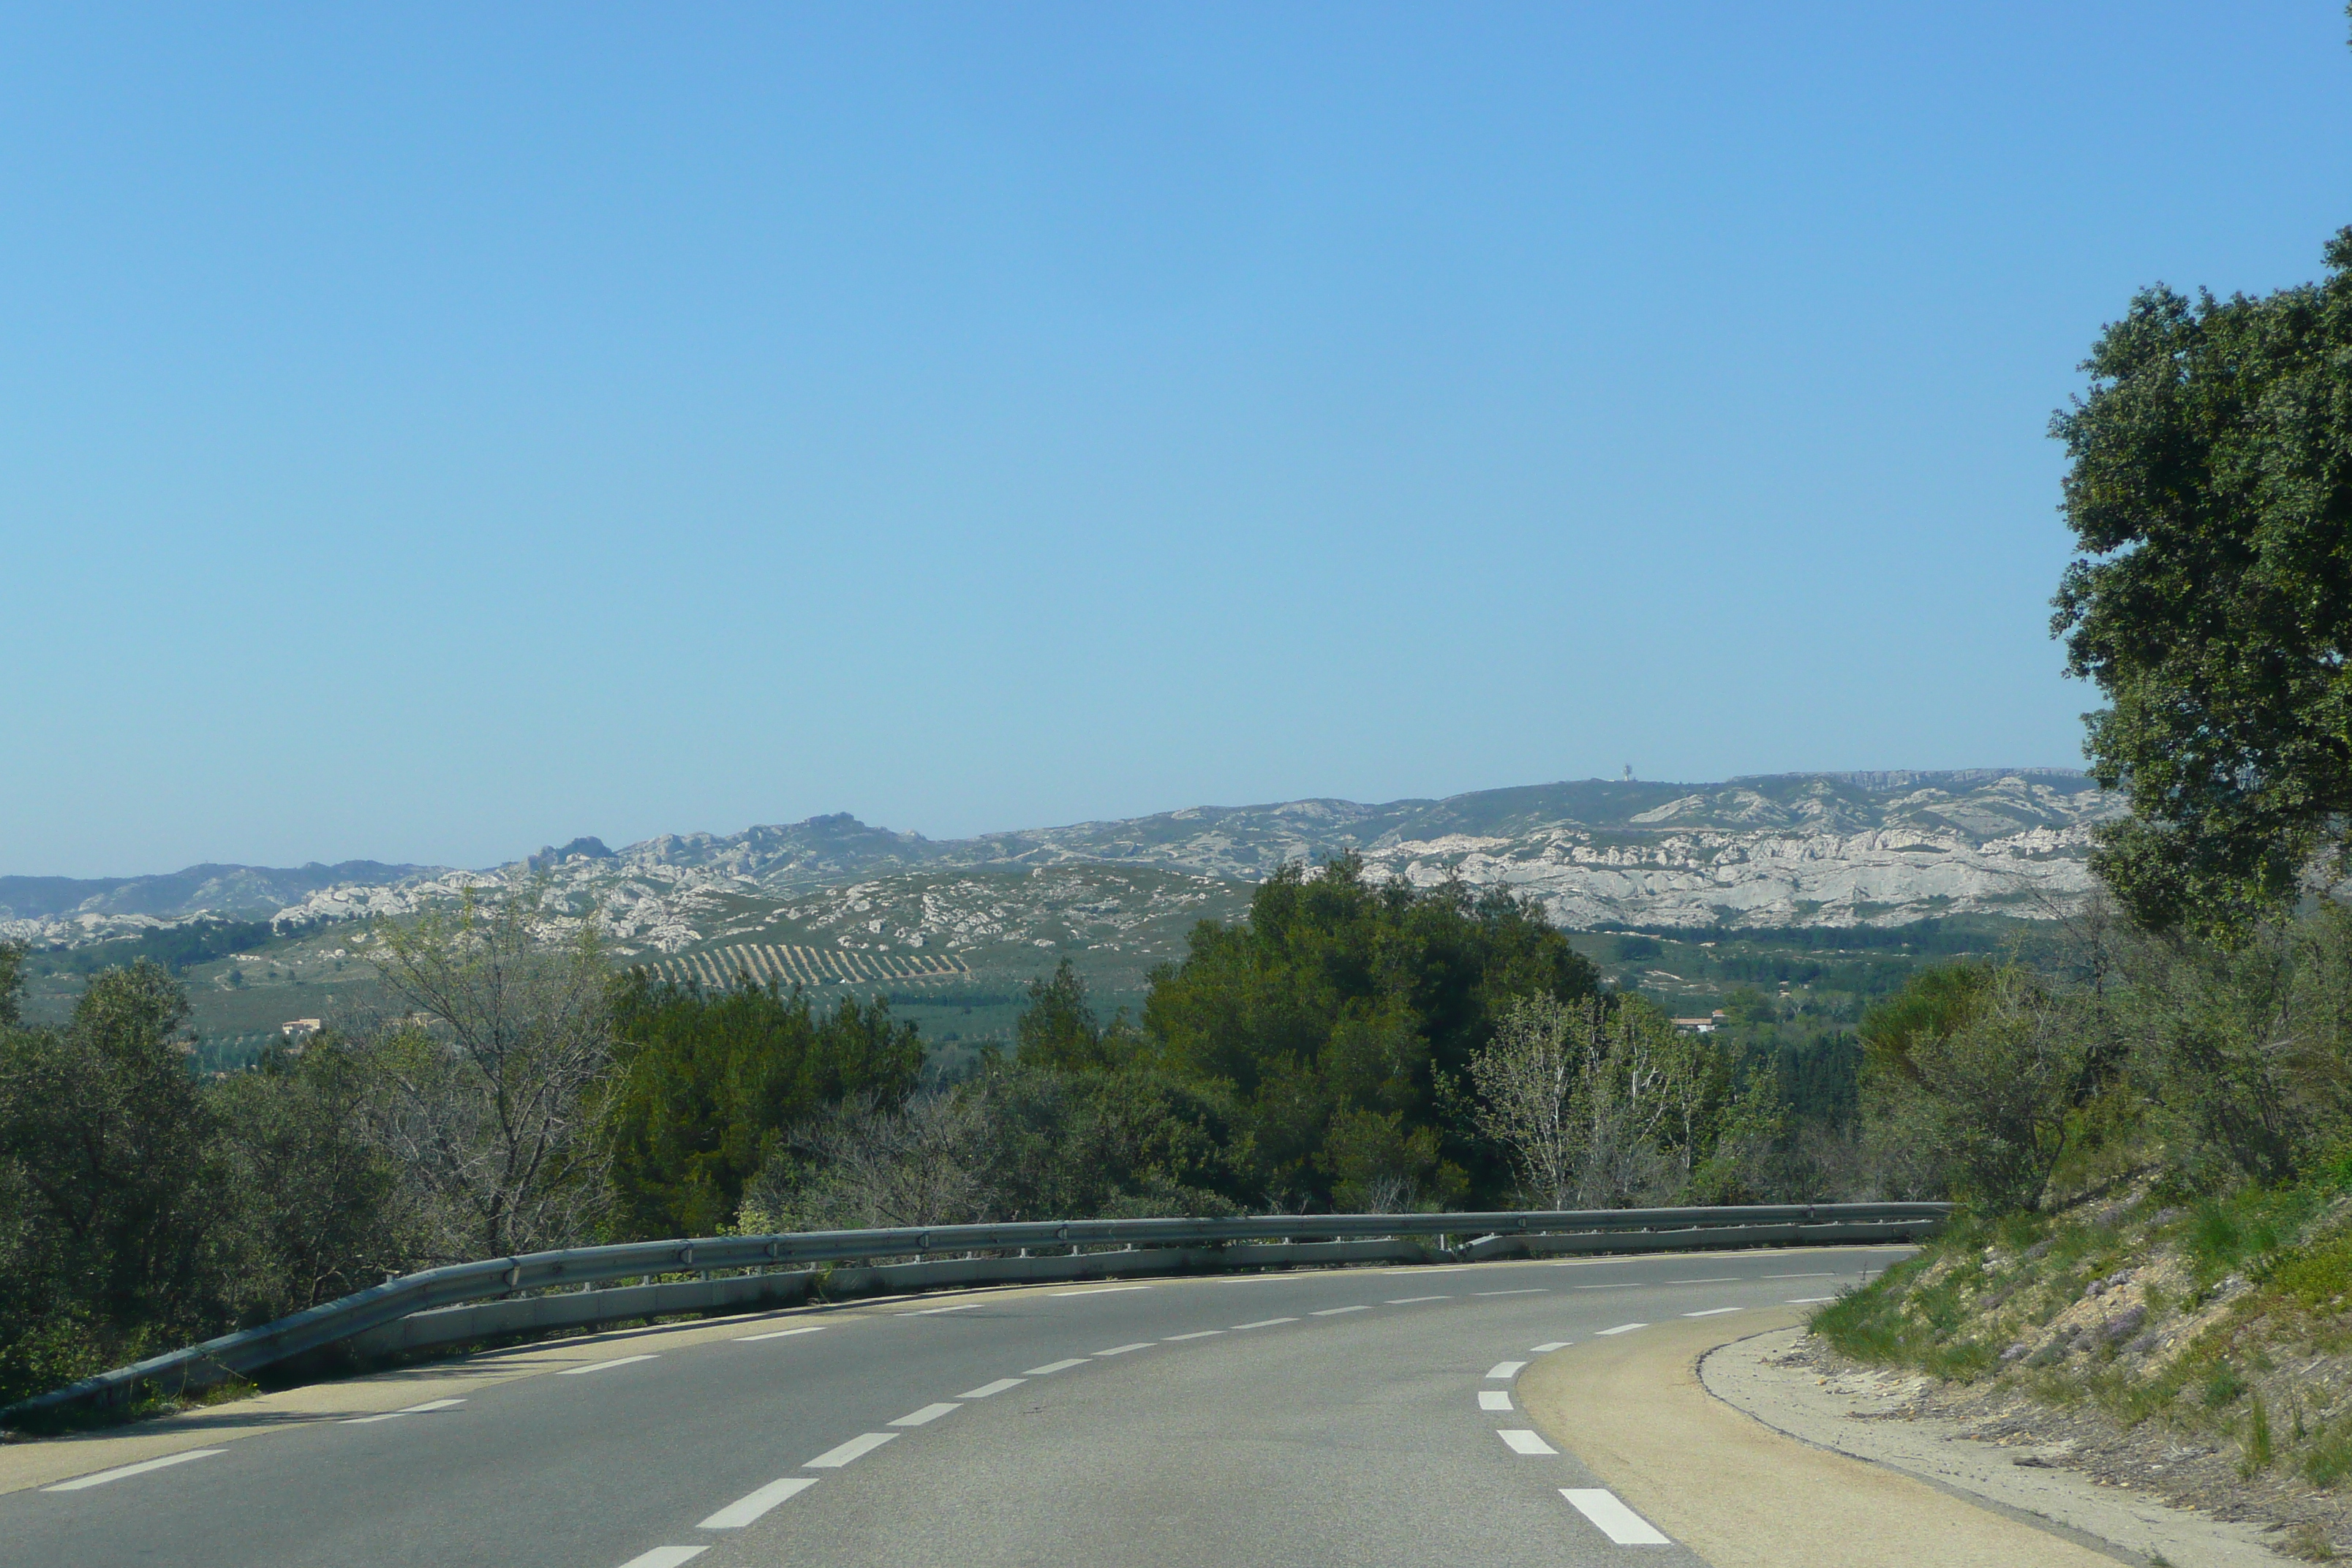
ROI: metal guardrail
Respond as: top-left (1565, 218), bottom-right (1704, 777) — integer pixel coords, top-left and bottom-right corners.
top-left (5, 1202), bottom-right (1946, 1420)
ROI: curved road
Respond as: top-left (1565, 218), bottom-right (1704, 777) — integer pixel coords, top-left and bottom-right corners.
top-left (1, 1246), bottom-right (1907, 1568)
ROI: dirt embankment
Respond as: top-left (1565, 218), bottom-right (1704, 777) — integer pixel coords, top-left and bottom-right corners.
top-left (1814, 1186), bottom-right (2352, 1560)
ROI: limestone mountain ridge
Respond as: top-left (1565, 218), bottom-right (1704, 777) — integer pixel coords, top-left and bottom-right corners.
top-left (1, 770), bottom-right (2119, 957)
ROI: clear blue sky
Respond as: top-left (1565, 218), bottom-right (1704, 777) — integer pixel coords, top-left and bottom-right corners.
top-left (7, 4), bottom-right (2351, 877)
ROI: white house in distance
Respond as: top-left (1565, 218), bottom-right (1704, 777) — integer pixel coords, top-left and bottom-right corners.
top-left (1670, 1010), bottom-right (1728, 1035)
top-left (279, 1018), bottom-right (322, 1047)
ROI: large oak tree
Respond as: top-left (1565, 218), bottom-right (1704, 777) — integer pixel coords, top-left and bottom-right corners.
top-left (2053, 227), bottom-right (2352, 934)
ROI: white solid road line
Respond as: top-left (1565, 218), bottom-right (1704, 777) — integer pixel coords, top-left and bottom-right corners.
top-left (1498, 1429), bottom-right (1558, 1455)
top-left (1232, 1316), bottom-right (1299, 1329)
top-left (342, 1397), bottom-right (466, 1424)
top-left (1385, 1295), bottom-right (1452, 1304)
top-left (697, 1476), bottom-right (818, 1529)
top-left (1787, 1296), bottom-right (1836, 1304)
top-left (899, 1302), bottom-right (987, 1316)
top-left (1530, 1341), bottom-right (1570, 1352)
top-left (1765, 1272), bottom-right (1834, 1279)
top-left (1561, 1488), bottom-right (1673, 1545)
top-left (1025, 1358), bottom-right (1090, 1375)
top-left (1052, 1285), bottom-right (1150, 1297)
top-left (1485, 1360), bottom-right (1528, 1379)
top-left (617, 1548), bottom-right (708, 1568)
top-left (1478, 1390), bottom-right (1513, 1411)
top-left (43, 1449), bottom-right (226, 1491)
top-left (1309, 1305), bottom-right (1370, 1316)
top-left (890, 1402), bottom-right (962, 1427)
top-left (1684, 1307), bottom-right (1742, 1318)
top-left (736, 1324), bottom-right (829, 1341)
top-left (959, 1377), bottom-right (1026, 1398)
top-left (1474, 1288), bottom-right (1547, 1297)
top-left (1596, 1323), bottom-right (1647, 1336)
top-left (805, 1432), bottom-right (899, 1468)
top-left (1164, 1330), bottom-right (1224, 1341)
top-left (560, 1354), bottom-right (660, 1375)
top-left (1093, 1342), bottom-right (1153, 1356)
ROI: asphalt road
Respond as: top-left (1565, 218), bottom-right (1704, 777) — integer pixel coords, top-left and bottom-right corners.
top-left (1, 1246), bottom-right (1909, 1568)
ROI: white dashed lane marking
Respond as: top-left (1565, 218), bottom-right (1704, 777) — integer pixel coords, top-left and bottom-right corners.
top-left (890, 1403), bottom-right (961, 1427)
top-left (1475, 1288), bottom-right (1547, 1297)
top-left (1787, 1297), bottom-right (1836, 1304)
top-left (617, 1548), bottom-right (707, 1568)
top-left (1025, 1358), bottom-right (1090, 1375)
top-left (1765, 1272), bottom-right (1833, 1280)
top-left (1531, 1341), bottom-right (1569, 1352)
top-left (805, 1432), bottom-right (898, 1468)
top-left (1561, 1488), bottom-right (1672, 1545)
top-left (1232, 1317), bottom-right (1298, 1330)
top-left (736, 1324), bottom-right (829, 1341)
top-left (1684, 1307), bottom-right (1742, 1318)
top-left (1093, 1343), bottom-right (1153, 1356)
top-left (1310, 1305), bottom-right (1370, 1316)
top-left (1164, 1330), bottom-right (1224, 1341)
top-left (959, 1378), bottom-right (1025, 1398)
top-left (1479, 1390), bottom-right (1513, 1411)
top-left (1498, 1429), bottom-right (1558, 1455)
top-left (1596, 1323), bottom-right (1647, 1336)
top-left (560, 1354), bottom-right (660, 1375)
top-left (1053, 1285), bottom-right (1150, 1297)
top-left (1485, 1361), bottom-right (1527, 1379)
top-left (697, 1476), bottom-right (817, 1529)
top-left (342, 1397), bottom-right (465, 1424)
top-left (898, 1302), bottom-right (986, 1316)
top-left (1386, 1295), bottom-right (1452, 1304)
top-left (43, 1450), bottom-right (225, 1491)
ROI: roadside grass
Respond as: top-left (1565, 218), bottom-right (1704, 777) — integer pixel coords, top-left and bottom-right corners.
top-left (1810, 1172), bottom-right (2352, 1498)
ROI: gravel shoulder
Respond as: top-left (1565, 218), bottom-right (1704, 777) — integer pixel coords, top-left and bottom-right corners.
top-left (1705, 1326), bottom-right (2288, 1567)
top-left (1518, 1308), bottom-right (2119, 1567)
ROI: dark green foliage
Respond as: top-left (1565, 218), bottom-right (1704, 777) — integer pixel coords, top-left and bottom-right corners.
top-left (38, 918), bottom-right (279, 976)
top-left (601, 974), bottom-right (924, 1240)
top-left (0, 962), bottom-right (225, 1405)
top-left (1859, 963), bottom-right (2100, 1211)
top-left (1751, 1033), bottom-right (1861, 1130)
top-left (2051, 227), bottom-right (2352, 935)
top-left (1016, 959), bottom-right (1139, 1074)
top-left (1141, 856), bottom-right (1597, 1207)
top-left (965, 1058), bottom-right (1240, 1221)
top-left (208, 1040), bottom-right (408, 1317)
top-left (1857, 964), bottom-right (1994, 1085)
top-left (0, 957), bottom-right (422, 1411)
top-left (1, 965), bottom-right (221, 1338)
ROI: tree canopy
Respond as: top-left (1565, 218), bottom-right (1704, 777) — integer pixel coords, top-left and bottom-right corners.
top-left (2053, 227), bottom-right (2352, 933)
top-left (601, 974), bottom-right (923, 1238)
top-left (1141, 855), bottom-right (1598, 1207)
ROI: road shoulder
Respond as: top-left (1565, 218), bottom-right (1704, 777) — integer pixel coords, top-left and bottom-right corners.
top-left (1704, 1326), bottom-right (2282, 1568)
top-left (1518, 1308), bottom-right (2126, 1567)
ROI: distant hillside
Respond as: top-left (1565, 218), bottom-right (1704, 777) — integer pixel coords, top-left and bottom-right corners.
top-left (1, 770), bottom-right (2119, 957)
top-left (0, 862), bottom-right (426, 935)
